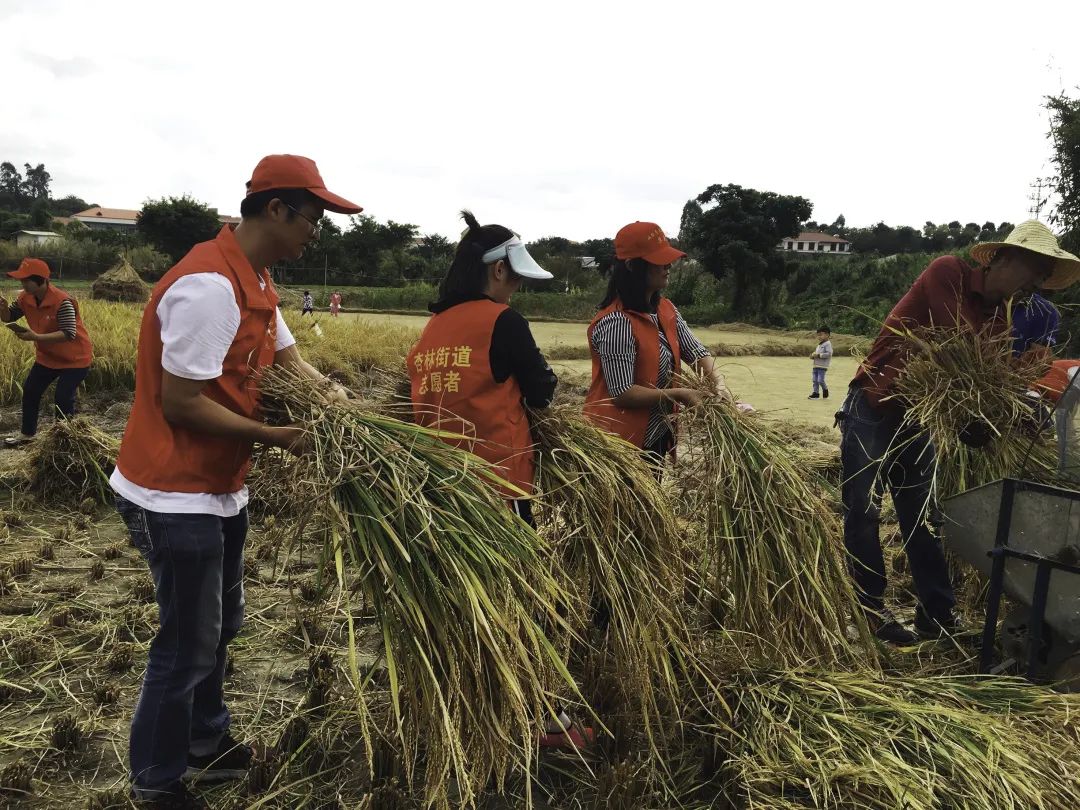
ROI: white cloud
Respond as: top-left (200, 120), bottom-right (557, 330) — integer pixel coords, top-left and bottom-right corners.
top-left (2, 0), bottom-right (1078, 240)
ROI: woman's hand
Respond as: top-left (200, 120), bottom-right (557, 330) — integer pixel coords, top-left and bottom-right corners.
top-left (16, 330), bottom-right (38, 342)
top-left (666, 387), bottom-right (709, 408)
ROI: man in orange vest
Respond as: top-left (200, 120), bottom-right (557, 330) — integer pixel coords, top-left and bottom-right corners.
top-left (0, 257), bottom-right (93, 445)
top-left (111, 155), bottom-right (360, 808)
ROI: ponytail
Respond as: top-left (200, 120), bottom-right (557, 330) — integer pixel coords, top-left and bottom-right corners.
top-left (430, 210), bottom-right (517, 312)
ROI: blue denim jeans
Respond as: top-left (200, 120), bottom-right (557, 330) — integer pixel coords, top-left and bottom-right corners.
top-left (811, 367), bottom-right (828, 394)
top-left (837, 387), bottom-right (955, 619)
top-left (115, 497), bottom-right (247, 797)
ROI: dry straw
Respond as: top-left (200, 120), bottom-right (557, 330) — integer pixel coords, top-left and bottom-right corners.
top-left (677, 375), bottom-right (877, 669)
top-left (259, 366), bottom-right (580, 809)
top-left (25, 417), bottom-right (118, 506)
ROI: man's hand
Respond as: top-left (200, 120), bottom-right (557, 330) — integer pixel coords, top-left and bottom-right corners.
top-left (323, 383), bottom-right (352, 405)
top-left (264, 424), bottom-right (310, 457)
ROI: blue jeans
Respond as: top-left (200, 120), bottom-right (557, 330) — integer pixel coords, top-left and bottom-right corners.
top-left (837, 387), bottom-right (955, 619)
top-left (22, 363), bottom-right (90, 436)
top-left (811, 367), bottom-right (828, 394)
top-left (115, 497), bottom-right (247, 797)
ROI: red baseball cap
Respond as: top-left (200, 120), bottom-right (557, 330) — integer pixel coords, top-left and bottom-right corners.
top-left (7, 258), bottom-right (50, 280)
top-left (246, 155), bottom-right (363, 215)
top-left (615, 222), bottom-right (686, 265)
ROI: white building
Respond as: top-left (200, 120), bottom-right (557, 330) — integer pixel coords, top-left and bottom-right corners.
top-left (778, 231), bottom-right (852, 255)
top-left (12, 230), bottom-right (61, 247)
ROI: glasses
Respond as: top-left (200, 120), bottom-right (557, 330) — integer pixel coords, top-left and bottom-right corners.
top-left (285, 203), bottom-right (321, 237)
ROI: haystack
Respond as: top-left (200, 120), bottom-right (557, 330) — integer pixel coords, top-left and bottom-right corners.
top-left (91, 259), bottom-right (150, 303)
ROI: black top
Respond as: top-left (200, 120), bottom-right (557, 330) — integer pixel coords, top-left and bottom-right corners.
top-left (430, 294), bottom-right (558, 408)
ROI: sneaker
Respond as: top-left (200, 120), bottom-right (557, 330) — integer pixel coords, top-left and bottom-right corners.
top-left (808, 393), bottom-right (820, 400)
top-left (132, 783), bottom-right (209, 809)
top-left (822, 388), bottom-right (830, 399)
top-left (914, 607), bottom-right (961, 639)
top-left (3, 434), bottom-right (33, 447)
top-left (869, 610), bottom-right (919, 646)
top-left (185, 733), bottom-right (253, 783)
top-left (539, 721), bottom-right (596, 750)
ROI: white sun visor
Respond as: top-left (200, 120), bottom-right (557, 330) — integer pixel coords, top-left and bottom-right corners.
top-left (481, 237), bottom-right (553, 280)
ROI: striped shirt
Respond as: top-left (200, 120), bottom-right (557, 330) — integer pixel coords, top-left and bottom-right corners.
top-left (590, 307), bottom-right (710, 447)
top-left (9, 300), bottom-right (78, 340)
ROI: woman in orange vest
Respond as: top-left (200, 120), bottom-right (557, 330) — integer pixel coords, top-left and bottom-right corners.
top-left (408, 212), bottom-right (593, 748)
top-left (408, 210), bottom-right (556, 526)
top-left (584, 222), bottom-right (727, 465)
top-left (0, 258), bottom-right (93, 446)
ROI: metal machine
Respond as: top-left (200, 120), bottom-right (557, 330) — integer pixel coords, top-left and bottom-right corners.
top-left (941, 368), bottom-right (1080, 684)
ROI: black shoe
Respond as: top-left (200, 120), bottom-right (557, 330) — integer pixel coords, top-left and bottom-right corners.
top-left (185, 733), bottom-right (253, 783)
top-left (822, 388), bottom-right (830, 399)
top-left (869, 610), bottom-right (919, 646)
top-left (132, 783), bottom-right (209, 809)
top-left (808, 393), bottom-right (820, 399)
top-left (914, 606), bottom-right (961, 639)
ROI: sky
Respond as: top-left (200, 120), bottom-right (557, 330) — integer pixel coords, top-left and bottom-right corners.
top-left (2, 0), bottom-right (1079, 243)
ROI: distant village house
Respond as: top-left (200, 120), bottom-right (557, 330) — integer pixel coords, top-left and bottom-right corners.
top-left (778, 232), bottom-right (851, 255)
top-left (12, 230), bottom-right (61, 247)
top-left (70, 206), bottom-right (240, 232)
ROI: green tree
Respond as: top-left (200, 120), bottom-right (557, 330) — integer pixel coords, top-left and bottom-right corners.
top-left (1046, 92), bottom-right (1080, 253)
top-left (0, 162), bottom-right (24, 208)
top-left (679, 183), bottom-right (812, 318)
top-left (21, 163), bottom-right (51, 200)
top-left (136, 195), bottom-right (223, 261)
top-left (50, 195), bottom-right (90, 217)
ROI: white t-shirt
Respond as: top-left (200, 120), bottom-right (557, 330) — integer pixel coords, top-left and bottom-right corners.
top-left (110, 272), bottom-right (296, 517)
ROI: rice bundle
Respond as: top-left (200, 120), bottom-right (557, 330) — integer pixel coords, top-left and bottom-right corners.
top-left (529, 405), bottom-right (711, 760)
top-left (25, 417), bottom-right (118, 505)
top-left (890, 324), bottom-right (1058, 500)
top-left (90, 258), bottom-right (150, 303)
top-left (715, 669), bottom-right (1080, 809)
top-left (677, 378), bottom-right (876, 669)
top-left (259, 367), bottom-right (579, 809)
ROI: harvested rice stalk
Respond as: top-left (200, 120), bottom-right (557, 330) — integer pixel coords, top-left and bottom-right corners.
top-left (714, 668), bottom-right (1080, 810)
top-left (260, 367), bottom-right (580, 809)
top-left (25, 417), bottom-right (118, 506)
top-left (677, 376), bottom-right (877, 669)
top-left (530, 405), bottom-right (714, 762)
top-left (891, 324), bottom-right (1057, 500)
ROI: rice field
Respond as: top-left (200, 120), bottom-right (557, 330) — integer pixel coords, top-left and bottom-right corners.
top-left (1, 300), bottom-right (1077, 808)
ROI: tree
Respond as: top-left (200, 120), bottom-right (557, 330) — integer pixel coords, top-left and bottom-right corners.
top-left (0, 162), bottom-right (24, 208)
top-left (50, 195), bottom-right (90, 217)
top-left (137, 195), bottom-right (223, 261)
top-left (679, 183), bottom-right (812, 318)
top-left (1046, 92), bottom-right (1080, 253)
top-left (21, 163), bottom-right (51, 200)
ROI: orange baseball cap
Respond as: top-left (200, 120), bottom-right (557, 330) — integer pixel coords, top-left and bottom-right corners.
top-left (7, 258), bottom-right (50, 280)
top-left (246, 155), bottom-right (363, 215)
top-left (615, 222), bottom-right (686, 265)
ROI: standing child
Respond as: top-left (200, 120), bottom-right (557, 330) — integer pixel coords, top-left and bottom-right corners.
top-left (809, 325), bottom-right (832, 400)
top-left (301, 290), bottom-right (314, 316)
top-left (329, 290), bottom-right (341, 317)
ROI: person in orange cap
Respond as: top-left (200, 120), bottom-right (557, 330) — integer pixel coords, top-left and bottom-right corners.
top-left (111, 155), bottom-right (361, 808)
top-left (584, 221), bottom-right (730, 468)
top-left (0, 257), bottom-right (94, 446)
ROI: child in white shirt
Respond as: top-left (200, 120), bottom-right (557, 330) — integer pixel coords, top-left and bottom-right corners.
top-left (809, 325), bottom-right (832, 400)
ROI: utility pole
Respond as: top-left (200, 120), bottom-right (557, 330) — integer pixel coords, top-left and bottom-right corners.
top-left (1029, 176), bottom-right (1055, 219)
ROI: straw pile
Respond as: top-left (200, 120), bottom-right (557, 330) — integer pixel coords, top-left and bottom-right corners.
top-left (890, 324), bottom-right (1058, 500)
top-left (677, 377), bottom-right (877, 669)
top-left (714, 669), bottom-right (1080, 809)
top-left (530, 405), bottom-right (713, 761)
top-left (25, 417), bottom-right (118, 506)
top-left (259, 367), bottom-right (579, 809)
top-left (90, 258), bottom-right (150, 303)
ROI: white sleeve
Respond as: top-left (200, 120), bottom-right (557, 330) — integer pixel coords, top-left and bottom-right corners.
top-left (275, 308), bottom-right (296, 351)
top-left (157, 274), bottom-right (241, 380)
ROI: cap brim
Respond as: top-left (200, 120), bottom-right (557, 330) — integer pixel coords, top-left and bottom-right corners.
top-left (641, 244), bottom-right (687, 265)
top-left (7, 269), bottom-right (37, 280)
top-left (309, 187), bottom-right (363, 215)
top-left (507, 242), bottom-right (553, 280)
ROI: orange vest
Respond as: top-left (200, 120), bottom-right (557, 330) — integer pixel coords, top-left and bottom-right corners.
top-left (1035, 360), bottom-right (1080, 403)
top-left (115, 226), bottom-right (279, 495)
top-left (407, 299), bottom-right (535, 496)
top-left (584, 297), bottom-right (682, 449)
top-left (18, 284), bottom-right (93, 369)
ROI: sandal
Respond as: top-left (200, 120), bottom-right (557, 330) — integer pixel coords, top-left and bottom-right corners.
top-left (4, 435), bottom-right (33, 447)
top-left (539, 721), bottom-right (595, 750)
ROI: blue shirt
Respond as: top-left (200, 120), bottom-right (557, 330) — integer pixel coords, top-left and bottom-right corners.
top-left (1012, 293), bottom-right (1059, 356)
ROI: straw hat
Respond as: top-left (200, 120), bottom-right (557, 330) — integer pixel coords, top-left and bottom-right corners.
top-left (969, 220), bottom-right (1080, 291)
